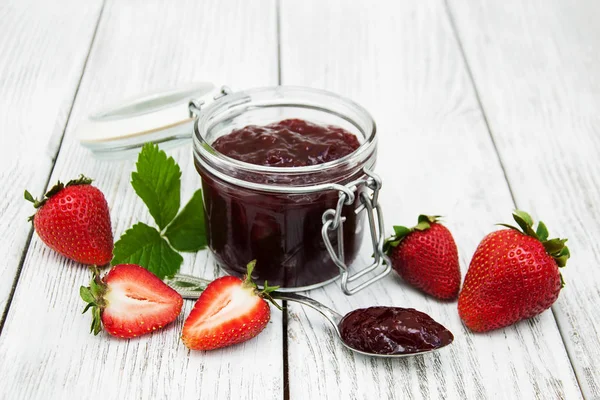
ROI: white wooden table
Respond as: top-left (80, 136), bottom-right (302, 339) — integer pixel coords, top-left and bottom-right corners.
top-left (1, 0), bottom-right (599, 399)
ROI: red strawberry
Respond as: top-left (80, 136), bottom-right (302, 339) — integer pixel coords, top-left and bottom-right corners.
top-left (384, 215), bottom-right (460, 299)
top-left (80, 264), bottom-right (183, 338)
top-left (25, 175), bottom-right (113, 265)
top-left (458, 210), bottom-right (569, 332)
top-left (182, 260), bottom-right (280, 350)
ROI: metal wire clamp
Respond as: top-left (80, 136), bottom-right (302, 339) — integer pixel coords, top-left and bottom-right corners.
top-left (321, 168), bottom-right (392, 295)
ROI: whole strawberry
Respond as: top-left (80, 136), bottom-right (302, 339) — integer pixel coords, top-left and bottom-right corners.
top-left (25, 175), bottom-right (113, 265)
top-left (458, 210), bottom-right (569, 332)
top-left (80, 264), bottom-right (183, 338)
top-left (384, 215), bottom-right (460, 300)
top-left (182, 260), bottom-right (280, 350)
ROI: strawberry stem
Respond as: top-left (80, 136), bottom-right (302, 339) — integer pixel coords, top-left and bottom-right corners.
top-left (242, 260), bottom-right (282, 310)
top-left (80, 266), bottom-right (108, 335)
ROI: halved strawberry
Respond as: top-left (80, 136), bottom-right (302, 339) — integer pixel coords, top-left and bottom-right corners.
top-left (182, 261), bottom-right (280, 350)
top-left (80, 264), bottom-right (183, 338)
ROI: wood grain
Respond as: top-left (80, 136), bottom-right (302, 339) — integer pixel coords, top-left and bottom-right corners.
top-left (446, 0), bottom-right (600, 397)
top-left (0, 0), bottom-right (103, 322)
top-left (0, 0), bottom-right (281, 399)
top-left (280, 0), bottom-right (582, 399)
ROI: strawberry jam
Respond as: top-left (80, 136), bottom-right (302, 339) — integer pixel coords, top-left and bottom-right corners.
top-left (197, 119), bottom-right (363, 288)
top-left (211, 119), bottom-right (361, 167)
top-left (339, 307), bottom-right (454, 355)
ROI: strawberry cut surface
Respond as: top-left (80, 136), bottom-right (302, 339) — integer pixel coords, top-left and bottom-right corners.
top-left (182, 275), bottom-right (271, 351)
top-left (81, 264), bottom-right (183, 338)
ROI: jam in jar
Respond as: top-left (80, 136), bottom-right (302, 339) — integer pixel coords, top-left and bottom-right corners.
top-left (193, 87), bottom-right (379, 291)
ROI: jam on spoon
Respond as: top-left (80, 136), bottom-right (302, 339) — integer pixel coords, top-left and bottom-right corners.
top-left (338, 306), bottom-right (454, 355)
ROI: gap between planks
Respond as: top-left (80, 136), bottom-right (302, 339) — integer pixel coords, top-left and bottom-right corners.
top-left (442, 0), bottom-right (585, 397)
top-left (275, 1), bottom-right (290, 398)
top-left (0, 0), bottom-right (108, 337)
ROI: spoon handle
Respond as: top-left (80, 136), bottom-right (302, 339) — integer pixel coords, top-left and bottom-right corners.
top-left (272, 292), bottom-right (344, 327)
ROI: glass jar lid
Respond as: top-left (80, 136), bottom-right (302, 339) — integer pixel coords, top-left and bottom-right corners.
top-left (77, 82), bottom-right (218, 159)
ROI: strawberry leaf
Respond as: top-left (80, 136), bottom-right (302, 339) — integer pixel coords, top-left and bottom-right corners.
top-left (536, 221), bottom-right (549, 241)
top-left (543, 238), bottom-right (568, 255)
top-left (111, 222), bottom-right (183, 279)
top-left (131, 143), bottom-right (181, 230)
top-left (393, 225), bottom-right (412, 237)
top-left (414, 221), bottom-right (431, 231)
top-left (514, 210), bottom-right (534, 226)
top-left (92, 307), bottom-right (102, 335)
top-left (24, 190), bottom-right (35, 203)
top-left (79, 286), bottom-right (95, 304)
top-left (512, 211), bottom-right (538, 238)
top-left (164, 189), bottom-right (207, 252)
top-left (417, 215), bottom-right (441, 224)
top-left (66, 174), bottom-right (93, 187)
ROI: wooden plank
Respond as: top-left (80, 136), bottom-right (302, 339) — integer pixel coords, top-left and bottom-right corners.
top-left (0, 0), bottom-right (103, 321)
top-left (0, 0), bottom-right (281, 399)
top-left (446, 0), bottom-right (600, 397)
top-left (280, 0), bottom-right (583, 399)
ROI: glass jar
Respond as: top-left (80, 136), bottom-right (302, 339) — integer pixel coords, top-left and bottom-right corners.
top-left (77, 83), bottom-right (391, 294)
top-left (193, 86), bottom-right (390, 292)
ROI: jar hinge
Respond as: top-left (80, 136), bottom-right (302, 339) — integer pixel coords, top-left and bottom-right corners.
top-left (188, 86), bottom-right (233, 118)
top-left (321, 168), bottom-right (392, 295)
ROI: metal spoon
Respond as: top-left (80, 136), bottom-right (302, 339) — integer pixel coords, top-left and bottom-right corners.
top-left (167, 274), bottom-right (452, 358)
top-left (271, 291), bottom-right (452, 358)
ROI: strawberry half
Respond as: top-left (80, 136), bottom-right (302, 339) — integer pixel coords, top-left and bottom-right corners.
top-left (25, 175), bottom-right (113, 265)
top-left (182, 261), bottom-right (280, 351)
top-left (80, 264), bottom-right (183, 338)
top-left (384, 215), bottom-right (461, 300)
top-left (458, 210), bottom-right (569, 332)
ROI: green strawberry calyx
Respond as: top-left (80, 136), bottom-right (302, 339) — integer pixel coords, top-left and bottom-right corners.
top-left (79, 266), bottom-right (108, 336)
top-left (498, 210), bottom-right (570, 283)
top-left (243, 260), bottom-right (282, 311)
top-left (24, 174), bottom-right (93, 220)
top-left (383, 214), bottom-right (442, 255)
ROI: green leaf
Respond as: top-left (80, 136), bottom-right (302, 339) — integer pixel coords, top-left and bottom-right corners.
top-left (512, 212), bottom-right (538, 238)
top-left (112, 222), bottom-right (183, 279)
top-left (513, 210), bottom-right (533, 226)
top-left (557, 246), bottom-right (570, 258)
top-left (543, 238), bottom-right (567, 255)
top-left (536, 221), bottom-right (549, 241)
top-left (164, 189), bottom-right (207, 252)
top-left (555, 255), bottom-right (569, 268)
top-left (131, 143), bottom-right (181, 230)
top-left (414, 221), bottom-right (431, 231)
top-left (92, 307), bottom-right (102, 335)
top-left (417, 215), bottom-right (440, 224)
top-left (393, 225), bottom-right (412, 238)
top-left (497, 223), bottom-right (520, 231)
top-left (82, 303), bottom-right (95, 314)
top-left (79, 286), bottom-right (95, 304)
top-left (24, 190), bottom-right (35, 203)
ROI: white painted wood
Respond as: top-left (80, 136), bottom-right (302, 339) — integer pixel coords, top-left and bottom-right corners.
top-left (280, 1), bottom-right (583, 399)
top-left (0, 0), bottom-right (281, 399)
top-left (0, 0), bottom-right (103, 318)
top-left (447, 0), bottom-right (600, 397)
